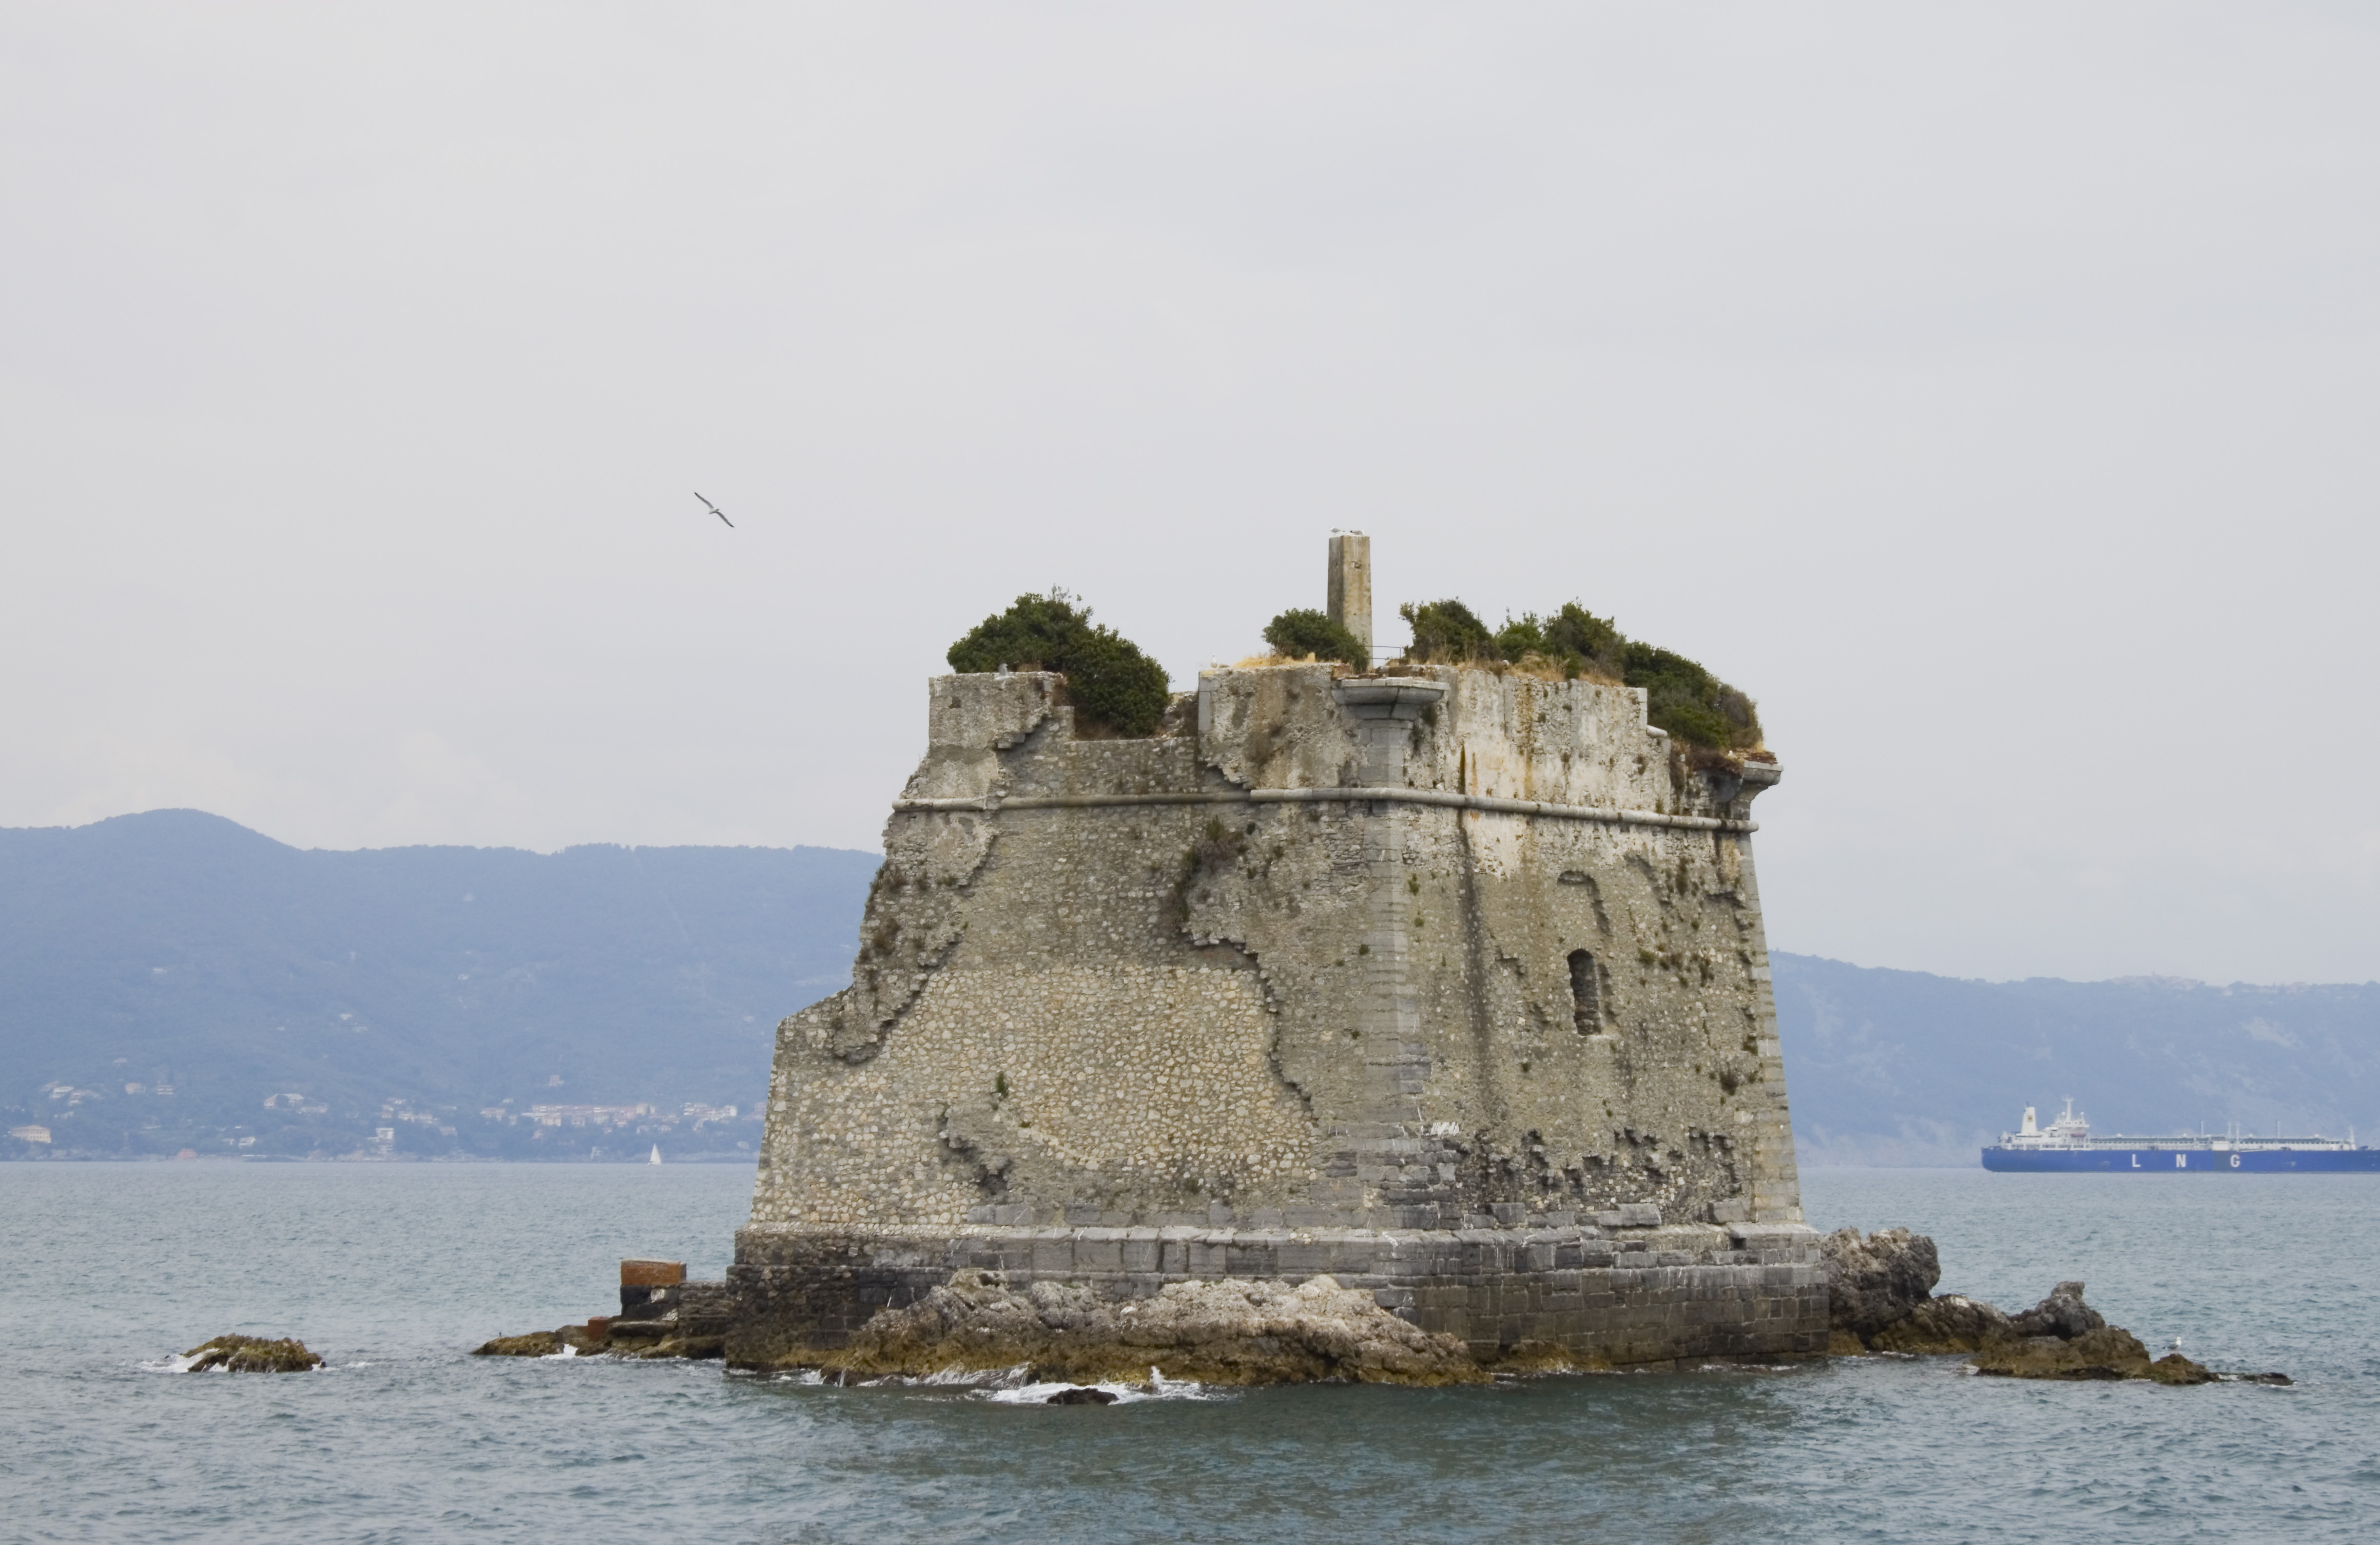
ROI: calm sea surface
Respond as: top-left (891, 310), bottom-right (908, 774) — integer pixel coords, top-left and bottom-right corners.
top-left (3, 1163), bottom-right (2374, 1543)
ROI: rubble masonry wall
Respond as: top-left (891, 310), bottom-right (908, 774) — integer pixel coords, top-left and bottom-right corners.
top-left (731, 663), bottom-right (1821, 1366)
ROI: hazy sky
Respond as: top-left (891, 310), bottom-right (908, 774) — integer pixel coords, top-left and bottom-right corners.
top-left (6, 4), bottom-right (2376, 984)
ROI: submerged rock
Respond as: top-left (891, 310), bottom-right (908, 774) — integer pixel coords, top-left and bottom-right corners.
top-left (183, 1335), bottom-right (321, 1373)
top-left (1044, 1386), bottom-right (1118, 1405)
top-left (802, 1270), bottom-right (1486, 1386)
top-left (1820, 1228), bottom-right (1940, 1341)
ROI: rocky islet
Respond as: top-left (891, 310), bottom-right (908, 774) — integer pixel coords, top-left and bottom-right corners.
top-left (180, 1335), bottom-right (322, 1373)
top-left (1819, 1227), bottom-right (2276, 1386)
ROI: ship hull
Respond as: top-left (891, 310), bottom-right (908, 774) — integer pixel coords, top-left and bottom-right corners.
top-left (1982, 1146), bottom-right (2380, 1173)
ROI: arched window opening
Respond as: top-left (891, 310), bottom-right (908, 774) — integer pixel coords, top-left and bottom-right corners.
top-left (1568, 949), bottom-right (1599, 1034)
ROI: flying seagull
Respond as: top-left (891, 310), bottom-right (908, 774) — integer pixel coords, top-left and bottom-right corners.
top-left (694, 491), bottom-right (733, 528)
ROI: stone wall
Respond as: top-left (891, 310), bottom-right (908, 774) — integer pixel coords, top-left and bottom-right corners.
top-left (732, 661), bottom-right (1819, 1367)
top-left (730, 1220), bottom-right (1825, 1370)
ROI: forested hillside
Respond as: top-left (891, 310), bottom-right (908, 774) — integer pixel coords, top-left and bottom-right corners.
top-left (1773, 955), bottom-right (2380, 1165)
top-left (0, 810), bottom-right (876, 1159)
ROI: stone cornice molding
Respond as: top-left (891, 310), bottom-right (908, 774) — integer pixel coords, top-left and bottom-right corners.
top-left (893, 784), bottom-right (1758, 834)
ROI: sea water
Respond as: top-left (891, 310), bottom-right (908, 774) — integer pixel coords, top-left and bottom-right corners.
top-left (2, 1163), bottom-right (2373, 1542)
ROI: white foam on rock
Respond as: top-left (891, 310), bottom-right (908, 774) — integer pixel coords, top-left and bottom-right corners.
top-left (974, 1376), bottom-right (1215, 1405)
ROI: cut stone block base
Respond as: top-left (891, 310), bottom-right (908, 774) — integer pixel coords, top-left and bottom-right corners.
top-left (725, 1220), bottom-right (1827, 1372)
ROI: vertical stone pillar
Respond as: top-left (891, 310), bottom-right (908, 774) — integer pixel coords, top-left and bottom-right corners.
top-left (1727, 836), bottom-right (1806, 1225)
top-left (1328, 533), bottom-right (1372, 663)
top-left (1328, 678), bottom-right (1448, 1227)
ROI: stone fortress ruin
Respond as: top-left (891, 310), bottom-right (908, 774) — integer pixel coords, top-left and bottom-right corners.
top-left (727, 536), bottom-right (1825, 1372)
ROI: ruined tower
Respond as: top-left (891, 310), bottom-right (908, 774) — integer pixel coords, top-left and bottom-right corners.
top-left (729, 546), bottom-right (1824, 1369)
top-left (1327, 531), bottom-right (1372, 660)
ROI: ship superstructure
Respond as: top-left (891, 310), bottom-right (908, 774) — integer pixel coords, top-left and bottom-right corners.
top-left (1982, 1098), bottom-right (2380, 1172)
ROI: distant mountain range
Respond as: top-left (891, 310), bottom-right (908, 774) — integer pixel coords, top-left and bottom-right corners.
top-left (0, 810), bottom-right (875, 1160)
top-left (1772, 955), bottom-right (2380, 1166)
top-left (5, 810), bottom-right (2373, 1164)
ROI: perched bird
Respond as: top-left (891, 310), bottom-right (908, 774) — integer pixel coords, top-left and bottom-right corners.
top-left (694, 491), bottom-right (733, 528)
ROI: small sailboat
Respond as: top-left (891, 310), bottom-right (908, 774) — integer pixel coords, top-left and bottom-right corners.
top-left (648, 1144), bottom-right (662, 1165)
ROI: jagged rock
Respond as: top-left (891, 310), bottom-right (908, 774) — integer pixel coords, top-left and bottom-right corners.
top-left (1866, 1293), bottom-right (2013, 1354)
top-left (1970, 1324), bottom-right (2153, 1380)
top-left (616, 1335), bottom-right (725, 1361)
top-left (183, 1335), bottom-right (321, 1372)
top-left (1044, 1386), bottom-right (1117, 1404)
top-left (1966, 1283), bottom-right (2211, 1382)
top-left (2008, 1280), bottom-right (2105, 1340)
top-left (1820, 1227), bottom-right (1941, 1339)
top-left (470, 1322), bottom-right (725, 1360)
top-left (1825, 1242), bottom-right (2250, 1386)
top-left (807, 1270), bottom-right (1486, 1386)
top-left (471, 1331), bottom-right (562, 1357)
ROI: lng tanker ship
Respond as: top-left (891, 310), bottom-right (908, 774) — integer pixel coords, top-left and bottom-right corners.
top-left (1982, 1099), bottom-right (2380, 1172)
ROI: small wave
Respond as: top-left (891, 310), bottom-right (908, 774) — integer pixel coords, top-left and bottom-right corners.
top-left (759, 1364), bottom-right (1219, 1400)
top-left (975, 1368), bottom-right (1218, 1405)
top-left (142, 1353), bottom-right (344, 1375)
top-left (908, 1365), bottom-right (1014, 1387)
top-left (538, 1343), bottom-right (581, 1361)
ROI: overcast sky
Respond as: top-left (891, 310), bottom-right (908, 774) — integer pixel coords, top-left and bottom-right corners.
top-left (5, 4), bottom-right (2376, 985)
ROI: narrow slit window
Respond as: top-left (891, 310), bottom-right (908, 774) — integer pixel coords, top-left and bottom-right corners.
top-left (1568, 949), bottom-right (1599, 1033)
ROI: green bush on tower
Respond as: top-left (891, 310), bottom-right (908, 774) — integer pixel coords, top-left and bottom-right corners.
top-left (946, 591), bottom-right (1172, 739)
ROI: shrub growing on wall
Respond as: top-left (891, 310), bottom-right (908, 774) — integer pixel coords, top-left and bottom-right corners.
top-left (1491, 602), bottom-right (1624, 680)
top-left (1393, 596), bottom-right (1763, 752)
top-left (1261, 608), bottom-right (1368, 670)
top-left (946, 591), bottom-right (1172, 738)
top-left (1620, 642), bottom-right (1762, 751)
top-left (1397, 599), bottom-right (1495, 662)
